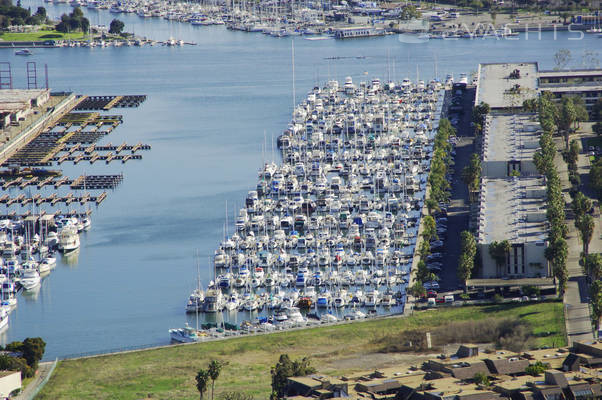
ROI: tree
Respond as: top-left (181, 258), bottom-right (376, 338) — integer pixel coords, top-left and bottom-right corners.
top-left (590, 280), bottom-right (602, 334)
top-left (271, 354), bottom-right (316, 399)
top-left (208, 359), bottom-right (224, 400)
top-left (409, 281), bottom-right (426, 298)
top-left (425, 198), bottom-right (440, 215)
top-left (22, 337), bottom-right (45, 370)
top-left (525, 361), bottom-right (549, 376)
top-left (109, 18), bottom-right (124, 34)
top-left (458, 231), bottom-right (477, 290)
top-left (576, 214), bottom-right (595, 255)
top-left (560, 12), bottom-right (571, 25)
top-left (572, 192), bottom-right (592, 217)
top-left (488, 240), bottom-right (511, 277)
top-left (421, 215), bottom-right (437, 242)
top-left (591, 158), bottom-right (602, 200)
top-left (196, 369), bottom-right (210, 400)
top-left (557, 97), bottom-right (577, 150)
top-left (583, 254), bottom-right (602, 282)
top-left (473, 372), bottom-right (490, 386)
top-left (462, 153), bottom-right (482, 201)
top-left (593, 99), bottom-right (602, 122)
top-left (0, 355), bottom-right (33, 379)
top-left (554, 49), bottom-right (572, 70)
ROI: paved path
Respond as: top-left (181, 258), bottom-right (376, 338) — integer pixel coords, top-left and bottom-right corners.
top-left (15, 361), bottom-right (55, 400)
top-left (558, 133), bottom-right (601, 344)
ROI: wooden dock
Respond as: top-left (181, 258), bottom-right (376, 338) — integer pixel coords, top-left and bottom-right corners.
top-left (0, 192), bottom-right (108, 206)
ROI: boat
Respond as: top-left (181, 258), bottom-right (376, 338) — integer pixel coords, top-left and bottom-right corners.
top-left (203, 289), bottom-right (223, 313)
top-left (169, 323), bottom-right (201, 343)
top-left (20, 269), bottom-right (41, 290)
top-left (0, 307), bottom-right (8, 331)
top-left (58, 226), bottom-right (80, 253)
top-left (185, 288), bottom-right (204, 313)
top-left (15, 49), bottom-right (33, 56)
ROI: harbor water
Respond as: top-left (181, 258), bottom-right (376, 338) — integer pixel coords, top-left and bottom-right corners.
top-left (1, 1), bottom-right (599, 359)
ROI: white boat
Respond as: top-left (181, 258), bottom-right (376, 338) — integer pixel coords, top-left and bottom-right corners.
top-left (0, 308), bottom-right (8, 331)
top-left (58, 226), bottom-right (80, 253)
top-left (15, 49), bottom-right (33, 56)
top-left (185, 289), bottom-right (205, 313)
top-left (20, 269), bottom-right (41, 290)
top-left (320, 313), bottom-right (337, 323)
top-left (169, 323), bottom-right (201, 343)
top-left (344, 308), bottom-right (366, 320)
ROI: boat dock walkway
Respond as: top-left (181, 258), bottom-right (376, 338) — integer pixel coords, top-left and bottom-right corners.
top-left (0, 191), bottom-right (107, 206)
top-left (0, 174), bottom-right (124, 191)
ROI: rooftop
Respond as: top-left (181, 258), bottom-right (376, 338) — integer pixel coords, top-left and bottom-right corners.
top-left (483, 114), bottom-right (541, 165)
top-left (0, 89), bottom-right (49, 113)
top-left (538, 68), bottom-right (602, 78)
top-left (476, 63), bottom-right (538, 109)
top-left (477, 177), bottom-right (548, 245)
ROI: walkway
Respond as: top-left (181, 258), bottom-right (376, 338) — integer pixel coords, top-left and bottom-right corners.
top-left (558, 133), bottom-right (602, 345)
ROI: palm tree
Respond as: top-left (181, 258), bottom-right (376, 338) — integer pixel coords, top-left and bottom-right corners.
top-left (196, 369), bottom-right (210, 400)
top-left (576, 214), bottom-right (595, 255)
top-left (208, 359), bottom-right (224, 400)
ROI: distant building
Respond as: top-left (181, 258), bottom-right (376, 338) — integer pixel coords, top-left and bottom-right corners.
top-left (333, 26), bottom-right (385, 39)
top-left (538, 69), bottom-right (602, 118)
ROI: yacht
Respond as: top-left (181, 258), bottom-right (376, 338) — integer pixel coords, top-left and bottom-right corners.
top-left (203, 289), bottom-right (223, 313)
top-left (58, 226), bottom-right (80, 253)
top-left (185, 289), bottom-right (205, 313)
top-left (0, 307), bottom-right (8, 331)
top-left (169, 323), bottom-right (201, 343)
top-left (20, 269), bottom-right (41, 291)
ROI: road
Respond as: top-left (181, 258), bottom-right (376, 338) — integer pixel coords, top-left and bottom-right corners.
top-left (438, 86), bottom-right (475, 291)
top-left (559, 132), bottom-right (601, 344)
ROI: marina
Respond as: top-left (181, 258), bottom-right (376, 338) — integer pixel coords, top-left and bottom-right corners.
top-left (0, 85), bottom-right (150, 344)
top-left (172, 76), bottom-right (445, 339)
top-left (0, 0), bottom-right (598, 358)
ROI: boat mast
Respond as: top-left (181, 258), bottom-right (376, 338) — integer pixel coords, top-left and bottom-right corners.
top-left (291, 38), bottom-right (296, 112)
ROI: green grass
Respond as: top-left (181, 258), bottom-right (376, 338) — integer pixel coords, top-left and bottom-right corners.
top-left (0, 30), bottom-right (87, 42)
top-left (36, 301), bottom-right (565, 400)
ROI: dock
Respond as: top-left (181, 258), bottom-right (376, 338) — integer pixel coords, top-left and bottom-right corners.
top-left (1, 174), bottom-right (124, 191)
top-left (0, 191), bottom-right (108, 207)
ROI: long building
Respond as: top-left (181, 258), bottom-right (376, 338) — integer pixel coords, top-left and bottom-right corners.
top-left (471, 62), bottom-right (552, 287)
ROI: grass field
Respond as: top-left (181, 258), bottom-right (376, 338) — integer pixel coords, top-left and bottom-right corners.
top-left (36, 301), bottom-right (565, 400)
top-left (0, 30), bottom-right (87, 42)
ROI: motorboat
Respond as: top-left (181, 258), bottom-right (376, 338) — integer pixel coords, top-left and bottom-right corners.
top-left (20, 269), bottom-right (41, 290)
top-left (169, 323), bottom-right (201, 343)
top-left (0, 307), bottom-right (8, 331)
top-left (185, 289), bottom-right (205, 313)
top-left (15, 49), bottom-right (33, 56)
top-left (203, 289), bottom-right (223, 313)
top-left (58, 226), bottom-right (80, 253)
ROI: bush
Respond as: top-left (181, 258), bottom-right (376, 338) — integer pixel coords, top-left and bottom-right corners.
top-left (374, 317), bottom-right (534, 353)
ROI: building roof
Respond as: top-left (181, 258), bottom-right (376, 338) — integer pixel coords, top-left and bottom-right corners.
top-left (477, 177), bottom-right (548, 245)
top-left (0, 89), bottom-right (49, 114)
top-left (538, 69), bottom-right (602, 78)
top-left (476, 62), bottom-right (539, 109)
top-left (483, 114), bottom-right (541, 166)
